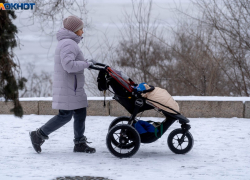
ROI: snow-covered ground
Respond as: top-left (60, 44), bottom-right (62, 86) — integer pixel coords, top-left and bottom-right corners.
top-left (0, 115), bottom-right (249, 180)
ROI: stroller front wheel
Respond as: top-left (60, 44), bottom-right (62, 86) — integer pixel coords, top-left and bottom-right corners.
top-left (167, 128), bottom-right (194, 154)
top-left (106, 124), bottom-right (141, 158)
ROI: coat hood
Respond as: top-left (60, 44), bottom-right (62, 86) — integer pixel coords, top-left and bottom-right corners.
top-left (56, 28), bottom-right (82, 44)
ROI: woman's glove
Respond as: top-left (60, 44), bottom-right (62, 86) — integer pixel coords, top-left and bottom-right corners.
top-left (87, 59), bottom-right (96, 70)
top-left (87, 59), bottom-right (97, 65)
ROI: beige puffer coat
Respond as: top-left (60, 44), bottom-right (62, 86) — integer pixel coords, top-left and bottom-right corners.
top-left (142, 84), bottom-right (180, 114)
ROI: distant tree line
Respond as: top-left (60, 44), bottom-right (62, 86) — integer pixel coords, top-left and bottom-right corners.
top-left (18, 0), bottom-right (250, 97)
top-left (2, 0), bottom-right (249, 118)
top-left (113, 0), bottom-right (250, 96)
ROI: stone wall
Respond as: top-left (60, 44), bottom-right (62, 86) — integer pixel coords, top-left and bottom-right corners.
top-left (0, 101), bottom-right (38, 115)
top-left (0, 99), bottom-right (249, 118)
top-left (244, 101), bottom-right (250, 118)
top-left (178, 101), bottom-right (244, 118)
top-left (37, 101), bottom-right (109, 116)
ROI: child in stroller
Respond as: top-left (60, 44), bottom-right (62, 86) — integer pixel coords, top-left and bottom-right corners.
top-left (90, 63), bottom-right (194, 158)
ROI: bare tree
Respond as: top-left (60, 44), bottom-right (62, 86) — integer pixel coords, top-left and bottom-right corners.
top-left (113, 0), bottom-right (173, 88)
top-left (187, 0), bottom-right (250, 96)
top-left (114, 0), bottom-right (250, 96)
top-left (167, 21), bottom-right (229, 96)
top-left (20, 63), bottom-right (53, 97)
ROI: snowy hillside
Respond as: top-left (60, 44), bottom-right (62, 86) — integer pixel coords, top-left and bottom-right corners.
top-left (0, 115), bottom-right (249, 180)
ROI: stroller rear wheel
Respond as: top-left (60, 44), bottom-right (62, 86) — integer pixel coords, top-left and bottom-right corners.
top-left (106, 124), bottom-right (141, 158)
top-left (108, 116), bottom-right (130, 131)
top-left (108, 117), bottom-right (135, 149)
top-left (167, 128), bottom-right (194, 154)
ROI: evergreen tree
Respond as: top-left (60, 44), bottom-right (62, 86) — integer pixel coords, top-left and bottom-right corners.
top-left (0, 0), bottom-right (27, 117)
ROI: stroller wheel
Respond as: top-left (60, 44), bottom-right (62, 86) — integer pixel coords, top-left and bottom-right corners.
top-left (106, 124), bottom-right (140, 158)
top-left (108, 116), bottom-right (130, 131)
top-left (167, 128), bottom-right (194, 154)
top-left (108, 117), bottom-right (135, 149)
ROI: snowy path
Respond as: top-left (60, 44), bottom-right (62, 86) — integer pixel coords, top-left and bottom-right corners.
top-left (0, 115), bottom-right (249, 180)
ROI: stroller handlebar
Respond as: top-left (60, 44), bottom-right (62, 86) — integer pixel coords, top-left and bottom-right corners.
top-left (88, 65), bottom-right (104, 70)
top-left (88, 62), bottom-right (108, 71)
top-left (95, 62), bottom-right (106, 67)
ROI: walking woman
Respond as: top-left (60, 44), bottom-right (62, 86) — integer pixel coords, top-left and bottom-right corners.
top-left (30, 16), bottom-right (96, 154)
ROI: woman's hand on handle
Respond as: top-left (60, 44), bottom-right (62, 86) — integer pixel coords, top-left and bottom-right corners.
top-left (87, 59), bottom-right (97, 70)
top-left (87, 59), bottom-right (97, 65)
top-left (87, 60), bottom-right (108, 70)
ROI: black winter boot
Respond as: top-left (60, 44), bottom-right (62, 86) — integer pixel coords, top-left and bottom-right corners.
top-left (73, 137), bottom-right (96, 153)
top-left (29, 128), bottom-right (49, 153)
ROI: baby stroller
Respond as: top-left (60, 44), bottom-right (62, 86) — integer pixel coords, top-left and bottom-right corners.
top-left (90, 63), bottom-right (194, 158)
